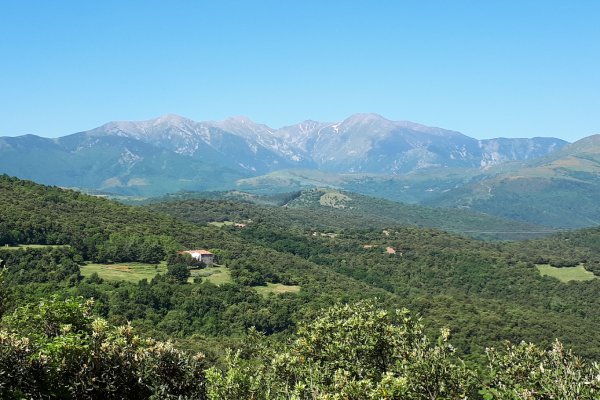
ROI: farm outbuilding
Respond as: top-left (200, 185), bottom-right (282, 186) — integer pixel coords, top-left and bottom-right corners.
top-left (179, 249), bottom-right (215, 265)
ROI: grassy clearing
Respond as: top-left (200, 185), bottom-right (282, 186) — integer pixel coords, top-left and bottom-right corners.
top-left (536, 264), bottom-right (597, 282)
top-left (319, 190), bottom-right (352, 209)
top-left (81, 262), bottom-right (167, 283)
top-left (2, 244), bottom-right (70, 251)
top-left (254, 283), bottom-right (301, 297)
top-left (190, 265), bottom-right (232, 285)
top-left (209, 221), bottom-right (234, 227)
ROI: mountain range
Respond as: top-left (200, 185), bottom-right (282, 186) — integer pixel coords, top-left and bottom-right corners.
top-left (0, 113), bottom-right (566, 192)
top-left (3, 113), bottom-right (600, 229)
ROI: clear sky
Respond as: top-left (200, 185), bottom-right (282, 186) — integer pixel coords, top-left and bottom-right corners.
top-left (1, 0), bottom-right (598, 141)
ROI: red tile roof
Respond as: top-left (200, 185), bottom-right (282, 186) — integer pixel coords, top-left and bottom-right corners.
top-left (180, 249), bottom-right (214, 255)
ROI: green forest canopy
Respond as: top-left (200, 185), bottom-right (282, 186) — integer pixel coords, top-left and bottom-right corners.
top-left (3, 174), bottom-right (600, 397)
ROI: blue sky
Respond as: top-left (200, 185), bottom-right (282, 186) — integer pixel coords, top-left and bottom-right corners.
top-left (0, 0), bottom-right (598, 141)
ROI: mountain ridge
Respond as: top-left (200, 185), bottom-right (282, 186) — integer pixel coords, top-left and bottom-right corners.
top-left (1, 113), bottom-right (568, 168)
top-left (0, 113), bottom-right (577, 207)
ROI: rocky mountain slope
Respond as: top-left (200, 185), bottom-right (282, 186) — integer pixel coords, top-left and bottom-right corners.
top-left (0, 113), bottom-right (567, 196)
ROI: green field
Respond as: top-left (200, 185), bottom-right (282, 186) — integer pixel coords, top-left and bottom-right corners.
top-left (208, 221), bottom-right (234, 227)
top-left (536, 264), bottom-right (597, 282)
top-left (190, 265), bottom-right (233, 285)
top-left (254, 283), bottom-right (301, 297)
top-left (2, 244), bottom-right (70, 251)
top-left (80, 262), bottom-right (167, 282)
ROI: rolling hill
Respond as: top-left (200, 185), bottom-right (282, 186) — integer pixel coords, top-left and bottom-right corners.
top-left (144, 187), bottom-right (555, 240)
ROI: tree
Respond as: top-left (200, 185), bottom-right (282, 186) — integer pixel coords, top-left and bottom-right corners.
top-left (167, 264), bottom-right (190, 284)
top-left (0, 296), bottom-right (206, 399)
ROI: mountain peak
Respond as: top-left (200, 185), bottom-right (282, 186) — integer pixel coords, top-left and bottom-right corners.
top-left (560, 134), bottom-right (600, 155)
top-left (151, 114), bottom-right (198, 129)
top-left (213, 116), bottom-right (274, 135)
top-left (155, 113), bottom-right (189, 124)
top-left (343, 113), bottom-right (390, 124)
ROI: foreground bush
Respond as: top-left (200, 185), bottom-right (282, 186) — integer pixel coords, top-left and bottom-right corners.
top-left (207, 300), bottom-right (600, 399)
top-left (206, 300), bottom-right (476, 399)
top-left (481, 340), bottom-right (600, 399)
top-left (0, 297), bottom-right (206, 399)
top-left (3, 297), bottom-right (600, 399)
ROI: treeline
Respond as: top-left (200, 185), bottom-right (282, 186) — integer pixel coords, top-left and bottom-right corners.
top-left (145, 188), bottom-right (549, 241)
top-left (506, 226), bottom-right (600, 273)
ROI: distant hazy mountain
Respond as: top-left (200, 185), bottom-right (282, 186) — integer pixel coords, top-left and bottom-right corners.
top-left (235, 134), bottom-right (600, 228)
top-left (0, 113), bottom-right (567, 196)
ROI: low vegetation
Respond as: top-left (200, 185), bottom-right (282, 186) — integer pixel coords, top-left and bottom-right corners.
top-left (80, 262), bottom-right (167, 283)
top-left (2, 297), bottom-right (600, 399)
top-left (536, 264), bottom-right (597, 282)
top-left (1, 244), bottom-right (70, 251)
top-left (208, 221), bottom-right (235, 227)
top-left (190, 266), bottom-right (233, 285)
top-left (254, 282), bottom-right (301, 297)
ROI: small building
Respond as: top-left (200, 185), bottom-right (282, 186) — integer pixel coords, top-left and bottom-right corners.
top-left (234, 223), bottom-right (247, 228)
top-left (180, 249), bottom-right (215, 265)
top-left (386, 247), bottom-right (396, 255)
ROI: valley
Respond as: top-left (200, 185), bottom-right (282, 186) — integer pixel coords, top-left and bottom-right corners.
top-left (3, 174), bottom-right (600, 397)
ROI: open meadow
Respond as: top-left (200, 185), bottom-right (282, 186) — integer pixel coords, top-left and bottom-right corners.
top-left (80, 262), bottom-right (167, 283)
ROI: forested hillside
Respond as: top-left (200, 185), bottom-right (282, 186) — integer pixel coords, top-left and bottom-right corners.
top-left (146, 194), bottom-right (600, 359)
top-left (3, 174), bottom-right (600, 398)
top-left (145, 188), bottom-right (554, 241)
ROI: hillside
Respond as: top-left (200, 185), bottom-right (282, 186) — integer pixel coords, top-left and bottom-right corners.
top-left (284, 188), bottom-right (554, 240)
top-left (3, 174), bottom-right (600, 366)
top-left (147, 188), bottom-right (556, 240)
top-left (427, 135), bottom-right (600, 228)
top-left (234, 167), bottom-right (484, 204)
top-left (0, 132), bottom-right (248, 196)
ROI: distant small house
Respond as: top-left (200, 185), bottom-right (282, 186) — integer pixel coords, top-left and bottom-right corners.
top-left (386, 247), bottom-right (396, 255)
top-left (234, 223), bottom-right (247, 228)
top-left (179, 249), bottom-right (215, 265)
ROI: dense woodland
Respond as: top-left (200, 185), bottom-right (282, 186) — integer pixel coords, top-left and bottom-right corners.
top-left (2, 174), bottom-right (600, 398)
top-left (144, 188), bottom-right (554, 241)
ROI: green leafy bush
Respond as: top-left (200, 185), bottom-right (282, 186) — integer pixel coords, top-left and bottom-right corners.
top-left (206, 300), bottom-right (475, 399)
top-left (0, 297), bottom-right (206, 399)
